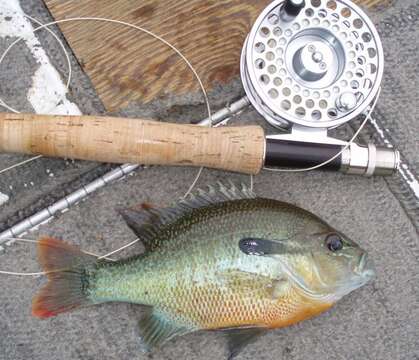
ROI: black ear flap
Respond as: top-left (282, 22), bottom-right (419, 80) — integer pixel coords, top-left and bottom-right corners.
top-left (239, 238), bottom-right (289, 256)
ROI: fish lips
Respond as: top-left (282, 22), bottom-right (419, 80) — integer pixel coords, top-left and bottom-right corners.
top-left (337, 253), bottom-right (376, 298)
top-left (355, 253), bottom-right (375, 283)
top-left (311, 252), bottom-right (376, 301)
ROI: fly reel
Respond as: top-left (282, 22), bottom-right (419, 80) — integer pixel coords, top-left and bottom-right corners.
top-left (242, 0), bottom-right (383, 130)
top-left (240, 0), bottom-right (398, 175)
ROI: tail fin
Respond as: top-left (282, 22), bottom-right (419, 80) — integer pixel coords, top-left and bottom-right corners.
top-left (32, 237), bottom-right (97, 319)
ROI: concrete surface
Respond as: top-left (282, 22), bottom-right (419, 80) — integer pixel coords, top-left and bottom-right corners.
top-left (0, 0), bottom-right (108, 230)
top-left (0, 0), bottom-right (418, 360)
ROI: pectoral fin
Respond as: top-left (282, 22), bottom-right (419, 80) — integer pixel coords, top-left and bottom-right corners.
top-left (224, 327), bottom-right (267, 360)
top-left (137, 308), bottom-right (193, 352)
top-left (216, 269), bottom-right (289, 299)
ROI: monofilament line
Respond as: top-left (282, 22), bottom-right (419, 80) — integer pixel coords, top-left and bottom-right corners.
top-left (0, 155), bottom-right (43, 175)
top-left (0, 14), bottom-right (74, 174)
top-left (0, 237), bottom-right (117, 276)
top-left (0, 15), bottom-right (213, 275)
top-left (0, 15), bottom-right (213, 197)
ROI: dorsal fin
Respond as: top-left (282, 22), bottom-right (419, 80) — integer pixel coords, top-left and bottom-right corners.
top-left (119, 183), bottom-right (255, 251)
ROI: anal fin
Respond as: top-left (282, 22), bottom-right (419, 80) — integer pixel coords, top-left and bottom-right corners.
top-left (224, 327), bottom-right (266, 360)
top-left (137, 308), bottom-right (193, 351)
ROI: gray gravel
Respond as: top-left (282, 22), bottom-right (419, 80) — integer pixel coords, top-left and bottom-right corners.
top-left (0, 0), bottom-right (418, 360)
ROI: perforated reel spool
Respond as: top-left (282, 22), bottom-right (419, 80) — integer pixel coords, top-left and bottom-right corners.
top-left (241, 0), bottom-right (384, 130)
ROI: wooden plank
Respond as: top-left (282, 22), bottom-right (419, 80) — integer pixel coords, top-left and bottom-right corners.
top-left (44, 0), bottom-right (270, 111)
top-left (45, 0), bottom-right (391, 112)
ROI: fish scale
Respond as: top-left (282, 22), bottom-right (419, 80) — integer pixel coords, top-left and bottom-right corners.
top-left (32, 185), bottom-right (373, 359)
top-left (89, 198), bottom-right (326, 329)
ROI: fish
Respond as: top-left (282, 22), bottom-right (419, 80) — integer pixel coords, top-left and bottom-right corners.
top-left (32, 184), bottom-right (375, 359)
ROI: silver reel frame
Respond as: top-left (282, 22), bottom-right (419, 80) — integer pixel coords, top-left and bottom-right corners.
top-left (201, 0), bottom-right (398, 177)
top-left (241, 0), bottom-right (384, 131)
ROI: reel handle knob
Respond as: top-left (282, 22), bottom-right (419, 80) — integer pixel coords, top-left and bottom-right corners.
top-left (280, 0), bottom-right (306, 21)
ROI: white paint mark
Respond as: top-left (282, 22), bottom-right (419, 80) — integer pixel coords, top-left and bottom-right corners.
top-left (0, 193), bottom-right (9, 206)
top-left (370, 117), bottom-right (419, 199)
top-left (0, 0), bottom-right (81, 115)
top-left (0, 0), bottom-right (82, 207)
top-left (399, 163), bottom-right (419, 200)
top-left (369, 117), bottom-right (392, 147)
top-left (28, 65), bottom-right (81, 115)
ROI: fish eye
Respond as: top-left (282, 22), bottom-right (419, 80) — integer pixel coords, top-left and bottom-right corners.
top-left (326, 234), bottom-right (343, 252)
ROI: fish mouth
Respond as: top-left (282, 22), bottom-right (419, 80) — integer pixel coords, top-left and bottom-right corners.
top-left (355, 253), bottom-right (375, 282)
top-left (327, 253), bottom-right (375, 301)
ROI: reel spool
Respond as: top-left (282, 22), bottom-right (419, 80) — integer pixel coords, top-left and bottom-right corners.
top-left (241, 0), bottom-right (383, 131)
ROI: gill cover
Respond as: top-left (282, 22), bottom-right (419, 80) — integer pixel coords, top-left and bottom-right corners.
top-left (239, 237), bottom-right (317, 294)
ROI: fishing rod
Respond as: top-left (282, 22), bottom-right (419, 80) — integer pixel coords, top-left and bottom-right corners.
top-left (0, 108), bottom-right (397, 176)
top-left (0, 0), bottom-right (399, 177)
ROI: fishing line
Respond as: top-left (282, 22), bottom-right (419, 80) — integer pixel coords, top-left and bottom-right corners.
top-left (0, 235), bottom-right (141, 276)
top-left (3, 237), bottom-right (118, 261)
top-left (0, 155), bottom-right (43, 175)
top-left (184, 167), bottom-right (205, 199)
top-left (0, 237), bottom-right (119, 276)
top-left (0, 15), bottom-right (214, 198)
top-left (0, 269), bottom-right (46, 277)
top-left (0, 15), bottom-right (215, 276)
top-left (98, 238), bottom-right (140, 260)
top-left (263, 87), bottom-right (382, 173)
top-left (0, 14), bottom-right (73, 113)
top-left (0, 13), bottom-right (75, 174)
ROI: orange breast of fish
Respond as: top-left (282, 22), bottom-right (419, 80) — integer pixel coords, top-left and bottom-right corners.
top-left (168, 276), bottom-right (334, 330)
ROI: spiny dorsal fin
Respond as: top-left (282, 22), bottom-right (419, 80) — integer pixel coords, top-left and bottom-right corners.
top-left (181, 182), bottom-right (256, 209)
top-left (137, 308), bottom-right (193, 352)
top-left (120, 183), bottom-right (256, 251)
top-left (119, 203), bottom-right (174, 251)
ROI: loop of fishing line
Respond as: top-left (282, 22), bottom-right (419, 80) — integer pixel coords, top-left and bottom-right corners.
top-left (0, 13), bottom-right (75, 172)
top-left (0, 14), bottom-right (73, 113)
top-left (0, 15), bottom-right (214, 276)
top-left (0, 15), bottom-right (214, 197)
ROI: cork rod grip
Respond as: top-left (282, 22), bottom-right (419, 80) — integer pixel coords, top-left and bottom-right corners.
top-left (0, 113), bottom-right (266, 174)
